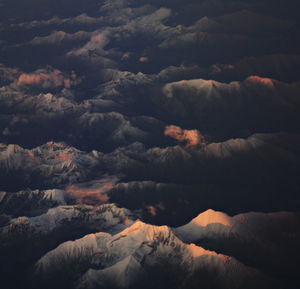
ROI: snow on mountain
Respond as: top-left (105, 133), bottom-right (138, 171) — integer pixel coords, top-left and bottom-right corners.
top-left (0, 188), bottom-right (72, 217)
top-left (174, 209), bottom-right (235, 242)
top-left (0, 204), bottom-right (135, 245)
top-left (30, 203), bottom-right (133, 233)
top-left (42, 189), bottom-right (69, 204)
top-left (2, 206), bottom-right (296, 289)
top-left (0, 142), bottom-right (102, 189)
top-left (78, 221), bottom-right (254, 289)
top-left (187, 209), bottom-right (234, 227)
top-left (174, 208), bottom-right (300, 286)
top-left (35, 232), bottom-right (111, 275)
top-left (36, 221), bottom-right (178, 273)
top-left (174, 209), bottom-right (299, 244)
top-left (35, 220), bottom-right (261, 289)
top-left (203, 132), bottom-right (300, 159)
top-left (78, 255), bottom-right (145, 289)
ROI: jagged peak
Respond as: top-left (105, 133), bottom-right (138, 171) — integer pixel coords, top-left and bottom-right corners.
top-left (114, 220), bottom-right (172, 241)
top-left (35, 232), bottom-right (106, 272)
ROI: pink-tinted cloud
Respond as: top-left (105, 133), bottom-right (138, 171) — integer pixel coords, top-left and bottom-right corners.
top-left (247, 75), bottom-right (275, 88)
top-left (146, 205), bottom-right (157, 216)
top-left (121, 52), bottom-right (130, 60)
top-left (90, 33), bottom-right (106, 44)
top-left (66, 177), bottom-right (118, 205)
top-left (139, 56), bottom-right (149, 62)
top-left (0, 64), bottom-right (19, 82)
top-left (164, 125), bottom-right (206, 148)
top-left (16, 69), bottom-right (80, 89)
top-left (146, 203), bottom-right (165, 217)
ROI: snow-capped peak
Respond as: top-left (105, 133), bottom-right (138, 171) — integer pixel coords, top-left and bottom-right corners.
top-left (173, 209), bottom-right (235, 243)
top-left (34, 212), bottom-right (262, 289)
top-left (190, 209), bottom-right (234, 227)
top-left (117, 220), bottom-right (171, 241)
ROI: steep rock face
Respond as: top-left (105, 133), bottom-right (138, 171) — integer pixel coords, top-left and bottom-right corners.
top-left (35, 220), bottom-right (262, 289)
top-left (0, 142), bottom-right (102, 190)
top-left (0, 203), bottom-right (136, 289)
top-left (36, 221), bottom-right (186, 274)
top-left (0, 202), bottom-right (135, 273)
top-left (0, 188), bottom-right (73, 217)
top-left (80, 255), bottom-right (145, 289)
top-left (1, 205), bottom-right (298, 289)
top-left (0, 203), bottom-right (134, 242)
